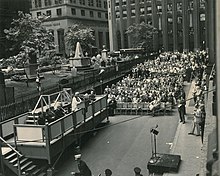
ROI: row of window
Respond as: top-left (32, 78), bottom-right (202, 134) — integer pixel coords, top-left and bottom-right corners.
top-left (34, 0), bottom-right (107, 8)
top-left (37, 8), bottom-right (108, 19)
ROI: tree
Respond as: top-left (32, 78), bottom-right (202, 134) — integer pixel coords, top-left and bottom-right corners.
top-left (126, 22), bottom-right (158, 52)
top-left (4, 11), bottom-right (55, 67)
top-left (65, 24), bottom-right (95, 55)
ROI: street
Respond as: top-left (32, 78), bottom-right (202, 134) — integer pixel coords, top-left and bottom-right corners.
top-left (55, 112), bottom-right (179, 176)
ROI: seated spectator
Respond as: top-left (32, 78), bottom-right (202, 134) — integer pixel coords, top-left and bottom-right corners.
top-left (54, 103), bottom-right (66, 119)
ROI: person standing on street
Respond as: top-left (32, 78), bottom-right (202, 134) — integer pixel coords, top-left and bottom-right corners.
top-left (177, 97), bottom-right (185, 124)
top-left (188, 106), bottom-right (202, 136)
top-left (75, 154), bottom-right (92, 176)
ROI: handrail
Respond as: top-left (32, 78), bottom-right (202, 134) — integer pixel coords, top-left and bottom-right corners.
top-left (0, 112), bottom-right (29, 125)
top-left (0, 137), bottom-right (22, 157)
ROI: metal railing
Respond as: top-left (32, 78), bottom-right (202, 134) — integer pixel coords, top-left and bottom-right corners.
top-left (0, 136), bottom-right (23, 176)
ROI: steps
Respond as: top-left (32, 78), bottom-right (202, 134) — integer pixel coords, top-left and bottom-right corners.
top-left (2, 147), bottom-right (47, 176)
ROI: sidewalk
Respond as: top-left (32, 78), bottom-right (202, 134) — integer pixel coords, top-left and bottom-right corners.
top-left (164, 81), bottom-right (202, 176)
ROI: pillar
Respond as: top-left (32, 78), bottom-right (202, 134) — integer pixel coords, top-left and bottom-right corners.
top-left (126, 0), bottom-right (132, 48)
top-left (135, 0), bottom-right (140, 24)
top-left (119, 0), bottom-right (125, 49)
top-left (162, 0), bottom-right (168, 51)
top-left (182, 0), bottom-right (189, 52)
top-left (152, 0), bottom-right (159, 52)
top-left (207, 0), bottom-right (215, 64)
top-left (172, 0), bottom-right (178, 51)
top-left (193, 0), bottom-right (200, 51)
top-left (216, 1), bottom-right (220, 174)
top-left (108, 0), bottom-right (118, 51)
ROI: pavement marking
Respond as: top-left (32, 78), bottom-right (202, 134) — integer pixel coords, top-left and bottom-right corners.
top-left (166, 142), bottom-right (173, 149)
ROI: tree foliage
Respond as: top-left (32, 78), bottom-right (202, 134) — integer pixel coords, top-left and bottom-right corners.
top-left (65, 24), bottom-right (95, 54)
top-left (4, 11), bottom-right (55, 67)
top-left (126, 22), bottom-right (158, 51)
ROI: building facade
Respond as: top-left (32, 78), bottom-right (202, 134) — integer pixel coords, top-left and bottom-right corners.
top-left (30, 0), bottom-right (109, 56)
top-left (108, 0), bottom-right (207, 52)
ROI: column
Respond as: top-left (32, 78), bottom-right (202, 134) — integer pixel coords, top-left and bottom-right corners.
top-left (172, 0), bottom-right (178, 51)
top-left (162, 0), bottom-right (168, 51)
top-left (216, 1), bottom-right (220, 175)
top-left (207, 0), bottom-right (215, 64)
top-left (126, 0), bottom-right (132, 48)
top-left (135, 0), bottom-right (140, 24)
top-left (182, 0), bottom-right (189, 52)
top-left (95, 30), bottom-right (99, 50)
top-left (193, 0), bottom-right (200, 51)
top-left (205, 0), bottom-right (209, 51)
top-left (107, 0), bottom-right (118, 51)
top-left (119, 0), bottom-right (125, 49)
top-left (152, 0), bottom-right (159, 52)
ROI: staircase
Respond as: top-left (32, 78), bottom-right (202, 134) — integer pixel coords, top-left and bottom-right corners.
top-left (2, 147), bottom-right (47, 176)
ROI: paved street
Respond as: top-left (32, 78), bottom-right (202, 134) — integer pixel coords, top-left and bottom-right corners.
top-left (55, 113), bottom-right (179, 176)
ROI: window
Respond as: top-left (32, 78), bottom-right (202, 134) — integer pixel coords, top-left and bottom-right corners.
top-left (98, 12), bottom-right (101, 18)
top-left (37, 11), bottom-right (42, 17)
top-left (146, 7), bottom-right (152, 14)
top-left (177, 2), bottom-right (182, 11)
top-left (57, 29), bottom-right (65, 54)
top-left (35, 0), bottom-right (42, 8)
top-left (96, 0), bottom-right (101, 8)
top-left (46, 10), bottom-right (51, 16)
top-left (200, 14), bottom-right (205, 21)
top-left (168, 17), bottom-right (173, 23)
top-left (71, 8), bottom-right (76, 15)
top-left (131, 9), bottom-right (135, 16)
top-left (44, 0), bottom-right (51, 6)
top-left (70, 0), bottom-right (76, 3)
top-left (55, 0), bottom-right (63, 4)
top-left (104, 1), bottom-right (107, 9)
top-left (105, 13), bottom-right (108, 19)
top-left (167, 4), bottom-right (172, 12)
top-left (122, 11), bottom-right (127, 17)
top-left (116, 11), bottom-right (120, 18)
top-left (57, 8), bottom-right (62, 16)
top-left (81, 10), bottom-right (85, 16)
top-left (90, 11), bottom-right (94, 17)
top-left (79, 0), bottom-right (85, 5)
top-left (177, 16), bottom-right (182, 24)
top-left (88, 0), bottom-right (94, 6)
top-left (140, 8), bottom-right (145, 15)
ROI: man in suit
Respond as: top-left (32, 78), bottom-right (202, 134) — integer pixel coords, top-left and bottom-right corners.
top-left (177, 98), bottom-right (185, 124)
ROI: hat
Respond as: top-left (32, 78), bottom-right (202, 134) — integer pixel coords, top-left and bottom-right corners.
top-left (134, 167), bottom-right (141, 174)
top-left (105, 169), bottom-right (112, 176)
top-left (74, 154), bottom-right (81, 160)
top-left (75, 92), bottom-right (80, 96)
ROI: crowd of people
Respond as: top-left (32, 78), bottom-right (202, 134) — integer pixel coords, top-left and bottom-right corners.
top-left (104, 50), bottom-right (208, 116)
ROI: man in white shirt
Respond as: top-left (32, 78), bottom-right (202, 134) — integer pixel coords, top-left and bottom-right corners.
top-left (71, 92), bottom-right (82, 112)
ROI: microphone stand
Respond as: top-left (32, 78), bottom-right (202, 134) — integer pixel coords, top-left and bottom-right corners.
top-left (150, 125), bottom-right (160, 164)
